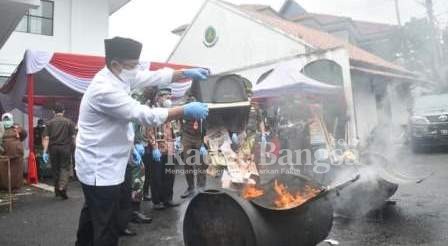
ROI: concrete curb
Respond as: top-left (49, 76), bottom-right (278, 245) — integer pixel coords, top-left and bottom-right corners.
top-left (31, 183), bottom-right (54, 192)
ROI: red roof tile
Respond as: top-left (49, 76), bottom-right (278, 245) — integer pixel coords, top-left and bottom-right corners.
top-left (292, 13), bottom-right (397, 36)
top-left (293, 13), bottom-right (349, 25)
top-left (238, 4), bottom-right (270, 11)
top-left (234, 5), bottom-right (409, 73)
top-left (353, 20), bottom-right (397, 35)
top-left (238, 4), bottom-right (279, 17)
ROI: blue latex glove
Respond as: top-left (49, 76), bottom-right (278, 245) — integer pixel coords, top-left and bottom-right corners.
top-left (261, 133), bottom-right (267, 145)
top-left (199, 144), bottom-right (208, 157)
top-left (175, 136), bottom-right (182, 152)
top-left (42, 152), bottom-right (49, 164)
top-left (231, 133), bottom-right (239, 145)
top-left (184, 102), bottom-right (208, 120)
top-left (152, 148), bottom-right (162, 162)
top-left (132, 148), bottom-right (143, 167)
top-left (183, 68), bottom-right (209, 80)
top-left (135, 143), bottom-right (145, 156)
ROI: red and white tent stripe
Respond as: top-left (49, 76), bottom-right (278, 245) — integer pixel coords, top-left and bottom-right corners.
top-left (0, 50), bottom-right (192, 112)
top-left (0, 50), bottom-right (195, 184)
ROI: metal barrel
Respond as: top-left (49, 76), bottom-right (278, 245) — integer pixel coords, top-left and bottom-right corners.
top-left (183, 188), bottom-right (333, 246)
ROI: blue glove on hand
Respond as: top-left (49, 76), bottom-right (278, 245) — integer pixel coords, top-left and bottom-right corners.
top-left (199, 144), bottom-right (208, 157)
top-left (132, 147), bottom-right (143, 167)
top-left (231, 133), bottom-right (239, 145)
top-left (152, 148), bottom-right (162, 162)
top-left (42, 152), bottom-right (49, 164)
top-left (183, 68), bottom-right (209, 80)
top-left (261, 133), bottom-right (267, 145)
top-left (175, 136), bottom-right (182, 152)
top-left (135, 143), bottom-right (145, 156)
top-left (184, 102), bottom-right (208, 120)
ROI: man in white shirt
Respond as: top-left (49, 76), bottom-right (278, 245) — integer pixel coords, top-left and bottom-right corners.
top-left (75, 37), bottom-right (209, 246)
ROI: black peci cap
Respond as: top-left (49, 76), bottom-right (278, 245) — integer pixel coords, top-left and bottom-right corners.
top-left (104, 37), bottom-right (142, 61)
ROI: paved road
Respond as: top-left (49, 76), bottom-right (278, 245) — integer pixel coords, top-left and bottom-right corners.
top-left (325, 147), bottom-right (448, 246)
top-left (0, 147), bottom-right (447, 246)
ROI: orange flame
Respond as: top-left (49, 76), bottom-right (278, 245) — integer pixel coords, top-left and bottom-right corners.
top-left (273, 180), bottom-right (319, 209)
top-left (242, 184), bottom-right (264, 200)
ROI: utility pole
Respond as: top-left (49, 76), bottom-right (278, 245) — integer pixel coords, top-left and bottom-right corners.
top-left (425, 0), bottom-right (443, 82)
top-left (394, 0), bottom-right (402, 26)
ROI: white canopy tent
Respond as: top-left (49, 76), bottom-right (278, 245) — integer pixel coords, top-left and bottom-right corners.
top-left (252, 61), bottom-right (341, 98)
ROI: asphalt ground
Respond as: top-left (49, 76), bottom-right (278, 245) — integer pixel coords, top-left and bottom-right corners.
top-left (0, 146), bottom-right (447, 246)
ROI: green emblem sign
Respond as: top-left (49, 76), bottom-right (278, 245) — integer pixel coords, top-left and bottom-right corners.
top-left (203, 26), bottom-right (218, 47)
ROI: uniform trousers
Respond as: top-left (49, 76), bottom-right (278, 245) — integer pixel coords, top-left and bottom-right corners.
top-left (49, 144), bottom-right (72, 191)
top-left (149, 154), bottom-right (176, 205)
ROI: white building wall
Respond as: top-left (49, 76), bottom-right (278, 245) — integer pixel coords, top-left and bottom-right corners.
top-left (388, 82), bottom-right (410, 126)
top-left (351, 73), bottom-right (378, 142)
top-left (167, 0), bottom-right (307, 74)
top-left (0, 0), bottom-right (110, 162)
top-left (352, 77), bottom-right (411, 144)
top-left (69, 0), bottom-right (109, 54)
top-left (167, 0), bottom-right (398, 145)
top-left (0, 0), bottom-right (109, 77)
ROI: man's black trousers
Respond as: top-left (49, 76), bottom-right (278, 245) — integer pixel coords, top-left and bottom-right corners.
top-left (75, 182), bottom-right (124, 246)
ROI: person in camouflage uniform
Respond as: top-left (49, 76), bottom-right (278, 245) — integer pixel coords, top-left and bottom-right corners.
top-left (117, 124), bottom-right (152, 237)
top-left (140, 87), bottom-right (158, 201)
top-left (128, 140), bottom-right (151, 222)
top-left (130, 124), bottom-right (146, 205)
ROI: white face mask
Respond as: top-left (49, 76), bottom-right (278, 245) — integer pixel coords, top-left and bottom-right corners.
top-left (119, 67), bottom-right (139, 82)
top-left (162, 99), bottom-right (172, 108)
top-left (2, 120), bottom-right (13, 128)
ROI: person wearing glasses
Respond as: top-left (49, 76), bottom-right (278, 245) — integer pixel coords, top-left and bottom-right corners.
top-left (75, 37), bottom-right (209, 246)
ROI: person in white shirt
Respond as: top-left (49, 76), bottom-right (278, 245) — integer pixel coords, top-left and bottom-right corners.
top-left (75, 37), bottom-right (209, 246)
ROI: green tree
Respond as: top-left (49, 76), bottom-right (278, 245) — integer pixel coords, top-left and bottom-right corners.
top-left (394, 17), bottom-right (448, 88)
top-left (395, 18), bottom-right (434, 75)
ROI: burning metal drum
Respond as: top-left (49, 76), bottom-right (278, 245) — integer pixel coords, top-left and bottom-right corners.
top-left (183, 174), bottom-right (334, 246)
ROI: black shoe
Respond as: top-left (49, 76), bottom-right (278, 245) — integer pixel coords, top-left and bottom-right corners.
top-left (163, 200), bottom-right (182, 208)
top-left (120, 228), bottom-right (137, 237)
top-left (153, 203), bottom-right (166, 210)
top-left (180, 189), bottom-right (196, 199)
top-left (54, 189), bottom-right (60, 197)
top-left (131, 212), bottom-right (153, 224)
top-left (143, 195), bottom-right (152, 201)
top-left (59, 190), bottom-right (68, 200)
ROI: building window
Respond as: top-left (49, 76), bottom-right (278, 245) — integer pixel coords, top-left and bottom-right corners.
top-left (15, 0), bottom-right (54, 36)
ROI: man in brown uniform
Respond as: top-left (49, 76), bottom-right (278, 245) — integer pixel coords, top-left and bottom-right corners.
top-left (146, 88), bottom-right (180, 209)
top-left (180, 96), bottom-right (208, 199)
top-left (42, 103), bottom-right (76, 199)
